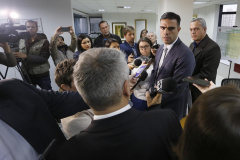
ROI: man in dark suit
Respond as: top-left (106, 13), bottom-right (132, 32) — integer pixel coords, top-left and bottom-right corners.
top-left (93, 21), bottom-right (122, 47)
top-left (150, 12), bottom-right (195, 120)
top-left (0, 78), bottom-right (89, 159)
top-left (49, 48), bottom-right (182, 160)
top-left (189, 18), bottom-right (221, 102)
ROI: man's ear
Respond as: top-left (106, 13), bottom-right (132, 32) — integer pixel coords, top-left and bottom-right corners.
top-left (178, 26), bottom-right (181, 32)
top-left (123, 80), bottom-right (130, 98)
top-left (60, 84), bottom-right (70, 91)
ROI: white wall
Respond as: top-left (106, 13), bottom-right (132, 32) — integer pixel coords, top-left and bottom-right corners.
top-left (102, 13), bottom-right (157, 42)
top-left (194, 5), bottom-right (219, 41)
top-left (0, 0), bottom-right (74, 91)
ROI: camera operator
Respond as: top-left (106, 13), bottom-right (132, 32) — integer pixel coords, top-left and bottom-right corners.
top-left (13, 20), bottom-right (52, 90)
top-left (0, 42), bottom-right (17, 67)
top-left (50, 26), bottom-right (77, 66)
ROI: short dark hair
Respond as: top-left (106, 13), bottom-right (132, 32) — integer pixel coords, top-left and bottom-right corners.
top-left (175, 84), bottom-right (240, 160)
top-left (77, 34), bottom-right (93, 52)
top-left (105, 38), bottom-right (119, 48)
top-left (122, 26), bottom-right (135, 36)
top-left (99, 20), bottom-right (108, 28)
top-left (55, 59), bottom-right (76, 88)
top-left (25, 20), bottom-right (38, 29)
top-left (58, 36), bottom-right (64, 41)
top-left (137, 37), bottom-right (154, 58)
top-left (161, 12), bottom-right (181, 27)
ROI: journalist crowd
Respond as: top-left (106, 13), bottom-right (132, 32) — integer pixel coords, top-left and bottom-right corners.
top-left (1, 11), bottom-right (240, 160)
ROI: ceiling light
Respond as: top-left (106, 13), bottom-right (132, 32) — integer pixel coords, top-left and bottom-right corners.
top-left (98, 9), bottom-right (105, 12)
top-left (9, 12), bottom-right (19, 19)
top-left (194, 2), bottom-right (207, 4)
top-left (141, 9), bottom-right (153, 12)
top-left (124, 6), bottom-right (131, 9)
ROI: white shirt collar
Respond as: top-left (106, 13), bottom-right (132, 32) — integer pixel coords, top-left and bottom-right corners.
top-left (164, 37), bottom-right (178, 52)
top-left (94, 104), bottom-right (131, 120)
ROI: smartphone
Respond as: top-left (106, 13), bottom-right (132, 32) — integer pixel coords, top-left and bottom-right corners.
top-left (60, 27), bottom-right (70, 32)
top-left (182, 77), bottom-right (210, 87)
top-left (134, 64), bottom-right (147, 78)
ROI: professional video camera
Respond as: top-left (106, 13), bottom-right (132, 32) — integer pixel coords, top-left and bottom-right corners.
top-left (0, 17), bottom-right (30, 49)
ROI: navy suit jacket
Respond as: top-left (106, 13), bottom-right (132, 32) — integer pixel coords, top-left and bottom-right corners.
top-left (49, 107), bottom-right (182, 160)
top-left (150, 38), bottom-right (195, 120)
top-left (120, 41), bottom-right (140, 60)
top-left (0, 79), bottom-right (89, 154)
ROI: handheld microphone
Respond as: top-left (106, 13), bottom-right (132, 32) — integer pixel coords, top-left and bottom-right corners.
top-left (149, 77), bottom-right (177, 97)
top-left (132, 59), bottom-right (142, 68)
top-left (131, 70), bottom-right (148, 91)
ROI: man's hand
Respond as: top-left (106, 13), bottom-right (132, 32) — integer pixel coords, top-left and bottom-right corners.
top-left (0, 42), bottom-right (11, 53)
top-left (128, 54), bottom-right (134, 63)
top-left (69, 26), bottom-right (74, 35)
top-left (54, 26), bottom-right (63, 36)
top-left (128, 63), bottom-right (134, 70)
top-left (146, 91), bottom-right (162, 107)
top-left (14, 52), bottom-right (27, 59)
top-left (193, 79), bottom-right (216, 93)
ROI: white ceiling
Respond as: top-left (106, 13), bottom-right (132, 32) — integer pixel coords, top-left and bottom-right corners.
top-left (72, 0), bottom-right (238, 16)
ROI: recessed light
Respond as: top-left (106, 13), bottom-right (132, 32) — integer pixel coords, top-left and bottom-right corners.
top-left (194, 2), bottom-right (207, 4)
top-left (98, 9), bottom-right (105, 12)
top-left (141, 9), bottom-right (153, 12)
top-left (124, 6), bottom-right (131, 9)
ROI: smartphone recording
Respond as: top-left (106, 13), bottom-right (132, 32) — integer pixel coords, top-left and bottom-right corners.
top-left (182, 77), bottom-right (210, 87)
top-left (60, 27), bottom-right (70, 32)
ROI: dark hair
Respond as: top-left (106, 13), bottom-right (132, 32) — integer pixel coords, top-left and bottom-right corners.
top-left (140, 29), bottom-right (148, 38)
top-left (55, 59), bottom-right (76, 88)
top-left (105, 38), bottom-right (119, 48)
top-left (25, 20), bottom-right (38, 29)
top-left (137, 37), bottom-right (154, 58)
top-left (77, 34), bottom-right (93, 52)
top-left (99, 20), bottom-right (108, 28)
top-left (58, 36), bottom-right (64, 41)
top-left (175, 85), bottom-right (240, 160)
top-left (123, 26), bottom-right (135, 35)
top-left (161, 12), bottom-right (181, 27)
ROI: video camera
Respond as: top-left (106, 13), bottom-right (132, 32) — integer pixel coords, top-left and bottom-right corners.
top-left (0, 17), bottom-right (30, 49)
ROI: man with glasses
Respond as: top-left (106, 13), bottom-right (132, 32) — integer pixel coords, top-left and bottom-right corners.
top-left (93, 21), bottom-right (122, 47)
top-left (13, 20), bottom-right (52, 90)
top-left (150, 12), bottom-right (195, 120)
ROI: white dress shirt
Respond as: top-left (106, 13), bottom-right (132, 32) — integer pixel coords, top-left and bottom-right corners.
top-left (94, 104), bottom-right (131, 120)
top-left (158, 37), bottom-right (179, 72)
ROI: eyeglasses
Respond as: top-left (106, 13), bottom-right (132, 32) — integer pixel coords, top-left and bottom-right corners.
top-left (81, 41), bottom-right (91, 45)
top-left (139, 45), bottom-right (150, 49)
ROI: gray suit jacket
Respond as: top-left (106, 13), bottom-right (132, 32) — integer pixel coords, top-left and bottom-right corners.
top-left (150, 38), bottom-right (195, 120)
top-left (189, 34), bottom-right (221, 102)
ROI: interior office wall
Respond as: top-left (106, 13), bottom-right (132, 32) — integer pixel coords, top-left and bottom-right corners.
top-left (102, 13), bottom-right (157, 43)
top-left (0, 0), bottom-right (74, 90)
top-left (194, 3), bottom-right (240, 83)
top-left (194, 5), bottom-right (219, 42)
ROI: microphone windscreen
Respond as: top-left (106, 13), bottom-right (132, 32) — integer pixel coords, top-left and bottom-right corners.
top-left (162, 77), bottom-right (177, 92)
top-left (139, 70), bottom-right (148, 81)
top-left (134, 59), bottom-right (142, 67)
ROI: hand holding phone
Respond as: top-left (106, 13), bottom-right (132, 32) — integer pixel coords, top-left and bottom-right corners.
top-left (134, 64), bottom-right (147, 78)
top-left (60, 27), bottom-right (70, 32)
top-left (182, 77), bottom-right (210, 87)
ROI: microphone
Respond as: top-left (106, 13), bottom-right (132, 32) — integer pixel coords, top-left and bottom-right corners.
top-left (131, 70), bottom-right (148, 91)
top-left (132, 59), bottom-right (142, 68)
top-left (149, 77), bottom-right (177, 97)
